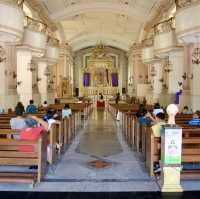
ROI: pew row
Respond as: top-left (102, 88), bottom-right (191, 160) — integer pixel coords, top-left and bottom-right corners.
top-left (0, 130), bottom-right (47, 184)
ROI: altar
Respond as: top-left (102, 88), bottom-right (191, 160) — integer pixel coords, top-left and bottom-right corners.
top-left (80, 44), bottom-right (119, 99)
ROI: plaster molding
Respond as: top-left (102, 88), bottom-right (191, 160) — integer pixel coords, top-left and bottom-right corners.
top-left (51, 2), bottom-right (147, 22)
top-left (25, 0), bottom-right (57, 31)
top-left (144, 0), bottom-right (175, 32)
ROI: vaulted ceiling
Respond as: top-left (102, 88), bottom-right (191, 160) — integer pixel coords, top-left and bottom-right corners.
top-left (40, 0), bottom-right (161, 51)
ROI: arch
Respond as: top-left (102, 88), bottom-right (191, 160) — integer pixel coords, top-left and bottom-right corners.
top-left (70, 33), bottom-right (131, 51)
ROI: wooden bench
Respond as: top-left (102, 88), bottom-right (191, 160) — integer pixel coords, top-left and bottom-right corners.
top-left (145, 126), bottom-right (200, 178)
top-left (0, 130), bottom-right (47, 184)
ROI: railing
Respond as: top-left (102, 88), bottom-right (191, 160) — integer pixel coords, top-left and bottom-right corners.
top-left (2, 0), bottom-right (24, 8)
top-left (142, 37), bottom-right (154, 47)
top-left (153, 17), bottom-right (175, 35)
top-left (175, 0), bottom-right (200, 10)
top-left (25, 16), bottom-right (47, 33)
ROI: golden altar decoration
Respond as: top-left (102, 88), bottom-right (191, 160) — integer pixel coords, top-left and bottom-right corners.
top-left (81, 43), bottom-right (119, 96)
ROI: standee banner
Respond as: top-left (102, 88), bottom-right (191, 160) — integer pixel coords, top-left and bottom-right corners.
top-left (161, 127), bottom-right (182, 165)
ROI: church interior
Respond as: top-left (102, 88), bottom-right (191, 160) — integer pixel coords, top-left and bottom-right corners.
top-left (1, 0), bottom-right (200, 195)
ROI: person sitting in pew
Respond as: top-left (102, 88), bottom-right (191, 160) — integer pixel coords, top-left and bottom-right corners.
top-left (26, 100), bottom-right (37, 113)
top-left (10, 108), bottom-right (26, 130)
top-left (18, 117), bottom-right (48, 152)
top-left (152, 103), bottom-right (164, 117)
top-left (42, 109), bottom-right (61, 129)
top-left (62, 104), bottom-right (72, 119)
top-left (15, 101), bottom-right (25, 114)
top-left (136, 105), bottom-right (152, 126)
top-left (188, 112), bottom-right (200, 125)
top-left (151, 112), bottom-right (166, 137)
top-left (182, 106), bottom-right (192, 114)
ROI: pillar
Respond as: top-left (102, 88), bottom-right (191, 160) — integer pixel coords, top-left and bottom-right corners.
top-left (151, 61), bottom-right (163, 103)
top-left (37, 60), bottom-right (48, 104)
top-left (127, 51), bottom-right (134, 95)
top-left (168, 49), bottom-right (184, 94)
top-left (190, 63), bottom-right (200, 111)
top-left (0, 57), bottom-right (8, 110)
top-left (16, 46), bottom-right (33, 107)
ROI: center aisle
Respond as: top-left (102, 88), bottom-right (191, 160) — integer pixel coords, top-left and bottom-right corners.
top-left (42, 109), bottom-right (159, 191)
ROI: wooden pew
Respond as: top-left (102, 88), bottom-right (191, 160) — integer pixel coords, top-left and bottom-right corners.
top-left (145, 126), bottom-right (200, 177)
top-left (0, 130), bottom-right (47, 184)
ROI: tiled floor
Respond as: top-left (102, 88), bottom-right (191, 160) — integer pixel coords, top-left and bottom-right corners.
top-left (0, 109), bottom-right (199, 192)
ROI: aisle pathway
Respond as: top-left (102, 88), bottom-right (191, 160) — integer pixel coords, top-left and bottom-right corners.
top-left (42, 109), bottom-right (159, 191)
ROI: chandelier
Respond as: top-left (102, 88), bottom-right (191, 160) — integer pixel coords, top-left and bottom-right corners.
top-left (150, 66), bottom-right (156, 77)
top-left (192, 36), bottom-right (200, 65)
top-left (164, 59), bottom-right (173, 73)
top-left (192, 47), bottom-right (200, 64)
top-left (0, 46), bottom-right (6, 63)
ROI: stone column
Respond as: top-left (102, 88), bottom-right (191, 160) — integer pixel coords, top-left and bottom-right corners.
top-left (151, 61), bottom-right (163, 103)
top-left (37, 60), bottom-right (48, 104)
top-left (0, 58), bottom-right (8, 110)
top-left (168, 49), bottom-right (184, 94)
top-left (16, 46), bottom-right (33, 107)
top-left (190, 54), bottom-right (200, 111)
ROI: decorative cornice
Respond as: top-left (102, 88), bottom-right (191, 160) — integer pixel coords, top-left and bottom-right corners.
top-left (25, 0), bottom-right (57, 31)
top-left (144, 0), bottom-right (175, 32)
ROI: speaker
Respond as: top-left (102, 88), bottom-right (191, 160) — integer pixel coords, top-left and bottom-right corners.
top-left (75, 88), bottom-right (79, 97)
top-left (122, 88), bottom-right (126, 94)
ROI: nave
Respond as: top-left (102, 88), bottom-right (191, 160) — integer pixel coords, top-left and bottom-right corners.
top-left (0, 109), bottom-right (159, 192)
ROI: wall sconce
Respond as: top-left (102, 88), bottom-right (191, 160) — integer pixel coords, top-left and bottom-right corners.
top-left (128, 76), bottom-right (133, 86)
top-left (44, 70), bottom-right (51, 76)
top-left (189, 74), bottom-right (193, 80)
top-left (17, 81), bottom-right (22, 86)
top-left (150, 67), bottom-right (157, 77)
top-left (192, 36), bottom-right (200, 65)
top-left (32, 83), bottom-right (37, 88)
top-left (164, 66), bottom-right (172, 73)
top-left (162, 83), bottom-right (168, 89)
top-left (164, 59), bottom-right (172, 73)
top-left (182, 72), bottom-right (187, 80)
top-left (37, 77), bottom-right (42, 82)
top-left (12, 72), bottom-right (17, 79)
top-left (49, 80), bottom-right (54, 84)
top-left (0, 46), bottom-right (6, 63)
top-left (27, 62), bottom-right (36, 71)
top-left (159, 78), bottom-right (164, 83)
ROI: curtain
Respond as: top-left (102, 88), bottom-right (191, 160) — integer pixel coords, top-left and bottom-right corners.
top-left (83, 73), bottom-right (90, 87)
top-left (112, 73), bottom-right (118, 87)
